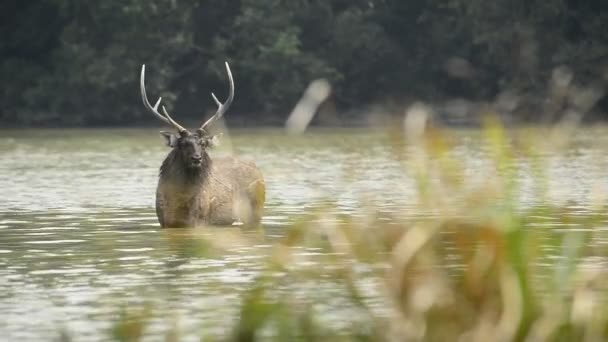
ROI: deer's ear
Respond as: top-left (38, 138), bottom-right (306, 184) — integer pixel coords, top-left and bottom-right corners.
top-left (209, 134), bottom-right (221, 148)
top-left (160, 131), bottom-right (178, 147)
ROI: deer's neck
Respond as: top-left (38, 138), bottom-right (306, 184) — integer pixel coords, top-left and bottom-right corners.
top-left (159, 150), bottom-right (212, 190)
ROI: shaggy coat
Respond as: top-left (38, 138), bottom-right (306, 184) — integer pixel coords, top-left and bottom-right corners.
top-left (156, 139), bottom-right (265, 228)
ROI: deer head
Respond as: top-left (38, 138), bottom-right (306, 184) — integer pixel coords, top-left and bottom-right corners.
top-left (140, 62), bottom-right (234, 169)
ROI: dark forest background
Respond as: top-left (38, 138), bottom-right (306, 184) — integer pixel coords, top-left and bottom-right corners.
top-left (1, 0), bottom-right (608, 127)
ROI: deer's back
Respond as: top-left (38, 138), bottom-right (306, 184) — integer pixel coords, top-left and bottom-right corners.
top-left (208, 156), bottom-right (265, 224)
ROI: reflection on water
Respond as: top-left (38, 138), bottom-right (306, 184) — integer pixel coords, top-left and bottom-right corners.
top-left (1, 128), bottom-right (608, 340)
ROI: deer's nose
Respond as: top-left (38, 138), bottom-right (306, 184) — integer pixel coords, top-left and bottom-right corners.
top-left (191, 155), bottom-right (202, 163)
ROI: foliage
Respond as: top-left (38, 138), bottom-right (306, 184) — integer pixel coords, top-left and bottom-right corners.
top-left (1, 0), bottom-right (607, 126)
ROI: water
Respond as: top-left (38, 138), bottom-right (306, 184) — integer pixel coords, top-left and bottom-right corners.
top-left (1, 127), bottom-right (607, 340)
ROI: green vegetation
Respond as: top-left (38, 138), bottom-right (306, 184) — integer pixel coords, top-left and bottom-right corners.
top-left (2, 1), bottom-right (607, 126)
top-left (104, 118), bottom-right (608, 341)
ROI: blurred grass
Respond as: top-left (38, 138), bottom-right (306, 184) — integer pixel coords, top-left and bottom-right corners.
top-left (106, 114), bottom-right (608, 341)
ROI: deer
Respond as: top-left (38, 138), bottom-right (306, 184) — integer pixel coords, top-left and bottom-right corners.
top-left (140, 62), bottom-right (265, 228)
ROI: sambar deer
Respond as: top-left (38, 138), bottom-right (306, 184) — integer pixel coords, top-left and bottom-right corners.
top-left (140, 62), bottom-right (265, 228)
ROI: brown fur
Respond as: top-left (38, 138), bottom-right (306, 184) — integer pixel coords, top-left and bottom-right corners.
top-left (155, 137), bottom-right (265, 228)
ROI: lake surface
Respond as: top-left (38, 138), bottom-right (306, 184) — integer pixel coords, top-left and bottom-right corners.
top-left (1, 127), bottom-right (608, 340)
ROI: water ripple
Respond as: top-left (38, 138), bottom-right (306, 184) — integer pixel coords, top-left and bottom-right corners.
top-left (1, 128), bottom-right (607, 340)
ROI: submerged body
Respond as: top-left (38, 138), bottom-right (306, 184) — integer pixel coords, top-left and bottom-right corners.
top-left (156, 153), bottom-right (265, 228)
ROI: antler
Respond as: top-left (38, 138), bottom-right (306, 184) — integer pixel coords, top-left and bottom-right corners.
top-left (199, 62), bottom-right (234, 133)
top-left (140, 64), bottom-right (187, 133)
